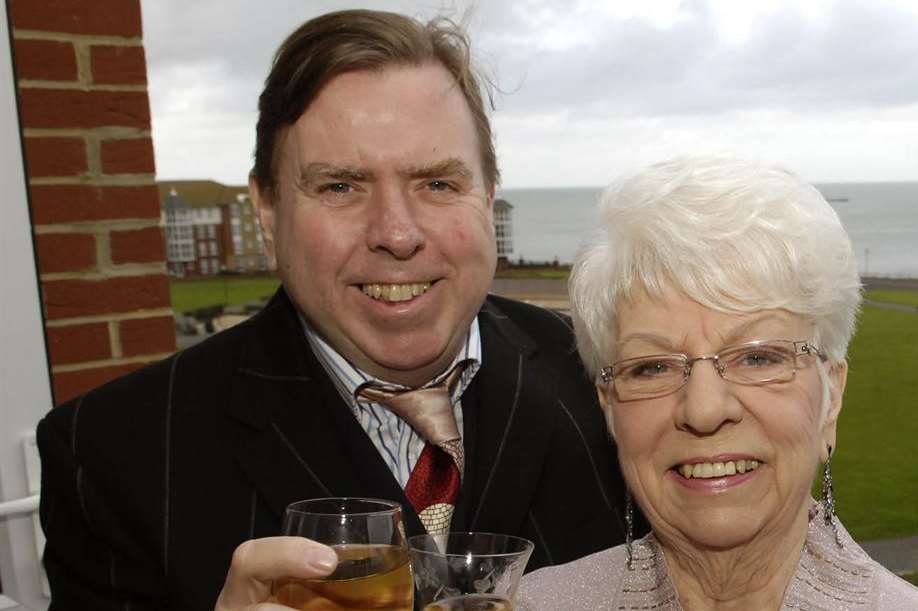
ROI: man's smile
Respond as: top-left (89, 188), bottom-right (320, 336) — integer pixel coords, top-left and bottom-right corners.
top-left (360, 281), bottom-right (433, 302)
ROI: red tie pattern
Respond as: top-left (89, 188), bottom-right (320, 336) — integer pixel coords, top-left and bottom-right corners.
top-left (355, 363), bottom-right (467, 534)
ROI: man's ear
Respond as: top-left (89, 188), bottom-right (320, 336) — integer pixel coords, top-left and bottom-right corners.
top-left (249, 173), bottom-right (277, 270)
top-left (821, 360), bottom-right (848, 461)
top-left (596, 383), bottom-right (616, 439)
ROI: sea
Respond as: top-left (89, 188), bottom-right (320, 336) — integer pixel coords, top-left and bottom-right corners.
top-left (497, 182), bottom-right (918, 278)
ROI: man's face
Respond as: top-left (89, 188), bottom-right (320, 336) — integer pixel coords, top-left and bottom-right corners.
top-left (253, 64), bottom-right (497, 386)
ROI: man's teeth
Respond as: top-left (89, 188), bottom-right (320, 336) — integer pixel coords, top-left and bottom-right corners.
top-left (362, 282), bottom-right (432, 302)
top-left (678, 459), bottom-right (760, 479)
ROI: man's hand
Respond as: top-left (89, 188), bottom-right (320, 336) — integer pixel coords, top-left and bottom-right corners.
top-left (214, 536), bottom-right (337, 610)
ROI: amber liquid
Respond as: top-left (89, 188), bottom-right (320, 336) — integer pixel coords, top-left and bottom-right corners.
top-left (271, 544), bottom-right (413, 611)
top-left (422, 594), bottom-right (513, 611)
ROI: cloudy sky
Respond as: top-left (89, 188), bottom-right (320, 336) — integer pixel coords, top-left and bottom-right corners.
top-left (141, 0), bottom-right (918, 188)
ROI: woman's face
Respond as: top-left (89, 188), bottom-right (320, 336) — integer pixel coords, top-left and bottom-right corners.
top-left (599, 287), bottom-right (847, 551)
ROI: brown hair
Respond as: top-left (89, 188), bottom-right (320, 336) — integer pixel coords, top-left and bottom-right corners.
top-left (252, 9), bottom-right (499, 197)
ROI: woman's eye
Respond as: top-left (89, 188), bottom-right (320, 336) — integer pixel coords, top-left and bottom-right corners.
top-left (739, 351), bottom-right (785, 367)
top-left (631, 360), bottom-right (675, 377)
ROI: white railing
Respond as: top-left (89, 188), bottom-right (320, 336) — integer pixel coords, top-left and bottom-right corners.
top-left (0, 496), bottom-right (39, 518)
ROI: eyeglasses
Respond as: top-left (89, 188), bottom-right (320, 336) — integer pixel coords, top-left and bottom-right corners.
top-left (599, 339), bottom-right (823, 402)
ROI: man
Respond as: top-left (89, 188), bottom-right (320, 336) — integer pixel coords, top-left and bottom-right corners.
top-left (38, 10), bottom-right (631, 610)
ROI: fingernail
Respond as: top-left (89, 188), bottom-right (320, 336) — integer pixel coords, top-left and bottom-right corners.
top-left (309, 547), bottom-right (338, 571)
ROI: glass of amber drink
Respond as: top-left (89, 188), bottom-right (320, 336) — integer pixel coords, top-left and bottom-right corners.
top-left (408, 532), bottom-right (534, 610)
top-left (272, 498), bottom-right (412, 611)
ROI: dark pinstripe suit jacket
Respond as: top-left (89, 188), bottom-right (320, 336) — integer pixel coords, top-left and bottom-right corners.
top-left (38, 289), bottom-right (630, 610)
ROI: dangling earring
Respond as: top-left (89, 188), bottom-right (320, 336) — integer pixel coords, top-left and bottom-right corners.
top-left (822, 444), bottom-right (843, 548)
top-left (625, 489), bottom-right (635, 569)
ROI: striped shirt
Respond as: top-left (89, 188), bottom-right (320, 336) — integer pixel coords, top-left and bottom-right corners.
top-left (300, 316), bottom-right (482, 487)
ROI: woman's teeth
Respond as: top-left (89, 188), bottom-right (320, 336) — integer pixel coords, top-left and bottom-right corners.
top-left (677, 459), bottom-right (760, 479)
top-left (361, 282), bottom-right (431, 302)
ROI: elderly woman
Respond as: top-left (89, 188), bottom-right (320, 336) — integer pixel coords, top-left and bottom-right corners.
top-left (517, 156), bottom-right (918, 609)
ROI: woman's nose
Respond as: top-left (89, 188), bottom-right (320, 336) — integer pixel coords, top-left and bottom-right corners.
top-left (676, 358), bottom-right (743, 435)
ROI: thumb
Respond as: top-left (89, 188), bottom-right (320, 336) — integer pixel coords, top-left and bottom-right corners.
top-left (215, 537), bottom-right (337, 610)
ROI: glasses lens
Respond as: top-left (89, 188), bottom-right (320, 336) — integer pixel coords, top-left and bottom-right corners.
top-left (614, 356), bottom-right (686, 400)
top-left (719, 341), bottom-right (796, 384)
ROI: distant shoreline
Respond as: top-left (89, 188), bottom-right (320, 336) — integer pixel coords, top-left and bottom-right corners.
top-left (861, 277), bottom-right (918, 290)
top-left (490, 275), bottom-right (918, 311)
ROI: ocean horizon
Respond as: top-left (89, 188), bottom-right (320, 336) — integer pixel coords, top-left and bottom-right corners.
top-left (497, 181), bottom-right (918, 278)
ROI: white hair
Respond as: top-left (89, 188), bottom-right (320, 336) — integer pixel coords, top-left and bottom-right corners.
top-left (570, 155), bottom-right (863, 378)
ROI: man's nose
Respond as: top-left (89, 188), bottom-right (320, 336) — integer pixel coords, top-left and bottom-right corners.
top-left (365, 185), bottom-right (426, 259)
top-left (675, 358), bottom-right (743, 435)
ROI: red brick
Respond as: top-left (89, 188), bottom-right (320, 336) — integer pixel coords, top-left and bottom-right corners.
top-left (13, 39), bottom-right (77, 81)
top-left (100, 138), bottom-right (155, 175)
top-left (91, 45), bottom-right (147, 85)
top-left (52, 362), bottom-right (146, 405)
top-left (43, 274), bottom-right (171, 320)
top-left (110, 226), bottom-right (166, 264)
top-left (9, 0), bottom-right (142, 37)
top-left (18, 89), bottom-right (150, 130)
top-left (35, 232), bottom-right (96, 274)
top-left (29, 184), bottom-right (160, 224)
top-left (45, 322), bottom-right (110, 365)
top-left (119, 316), bottom-right (176, 357)
top-left (24, 137), bottom-right (87, 178)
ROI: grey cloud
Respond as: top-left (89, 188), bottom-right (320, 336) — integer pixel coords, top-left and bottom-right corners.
top-left (143, 0), bottom-right (918, 121)
top-left (479, 0), bottom-right (918, 117)
top-left (723, 1), bottom-right (918, 111)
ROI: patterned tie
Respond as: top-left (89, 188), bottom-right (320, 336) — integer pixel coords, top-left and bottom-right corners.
top-left (354, 362), bottom-right (467, 535)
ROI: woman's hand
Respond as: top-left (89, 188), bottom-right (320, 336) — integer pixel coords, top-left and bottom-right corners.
top-left (214, 536), bottom-right (337, 610)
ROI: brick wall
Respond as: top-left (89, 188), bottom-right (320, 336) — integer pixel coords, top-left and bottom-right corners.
top-left (10, 0), bottom-right (175, 404)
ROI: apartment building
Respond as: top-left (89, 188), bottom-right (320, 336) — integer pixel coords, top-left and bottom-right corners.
top-left (219, 195), bottom-right (268, 273)
top-left (494, 198), bottom-right (514, 266)
top-left (158, 180), bottom-right (267, 277)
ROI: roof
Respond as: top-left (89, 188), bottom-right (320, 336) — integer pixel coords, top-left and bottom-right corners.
top-left (162, 190), bottom-right (191, 212)
top-left (494, 198), bottom-right (514, 211)
top-left (157, 180), bottom-right (249, 209)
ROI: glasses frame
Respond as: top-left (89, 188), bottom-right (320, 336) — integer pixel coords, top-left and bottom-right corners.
top-left (599, 339), bottom-right (823, 402)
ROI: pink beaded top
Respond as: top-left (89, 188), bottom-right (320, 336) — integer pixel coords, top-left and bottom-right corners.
top-left (518, 502), bottom-right (918, 610)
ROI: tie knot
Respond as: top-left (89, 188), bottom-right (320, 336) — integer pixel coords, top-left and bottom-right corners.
top-left (354, 361), bottom-right (468, 447)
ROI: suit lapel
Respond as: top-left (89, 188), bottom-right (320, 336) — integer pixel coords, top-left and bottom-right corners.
top-left (224, 290), bottom-right (555, 539)
top-left (460, 298), bottom-right (557, 534)
top-left (224, 290), bottom-right (421, 533)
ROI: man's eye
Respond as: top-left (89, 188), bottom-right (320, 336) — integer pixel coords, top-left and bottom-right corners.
top-left (320, 182), bottom-right (352, 194)
top-left (427, 180), bottom-right (453, 192)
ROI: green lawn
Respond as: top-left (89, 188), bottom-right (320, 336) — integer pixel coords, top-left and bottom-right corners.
top-left (866, 289), bottom-right (918, 308)
top-left (833, 302), bottom-right (918, 541)
top-left (495, 266), bottom-right (571, 279)
top-left (170, 275), bottom-right (281, 313)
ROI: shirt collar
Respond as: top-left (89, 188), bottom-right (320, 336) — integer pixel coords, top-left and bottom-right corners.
top-left (299, 314), bottom-right (482, 408)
